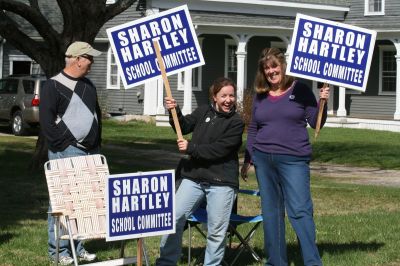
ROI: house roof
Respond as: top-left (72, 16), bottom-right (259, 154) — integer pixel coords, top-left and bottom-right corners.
top-left (191, 11), bottom-right (295, 30)
top-left (285, 0), bottom-right (348, 6)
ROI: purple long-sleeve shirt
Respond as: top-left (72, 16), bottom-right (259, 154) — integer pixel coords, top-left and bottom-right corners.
top-left (245, 81), bottom-right (327, 162)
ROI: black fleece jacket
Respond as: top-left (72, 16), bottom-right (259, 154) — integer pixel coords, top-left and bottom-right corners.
top-left (170, 104), bottom-right (244, 189)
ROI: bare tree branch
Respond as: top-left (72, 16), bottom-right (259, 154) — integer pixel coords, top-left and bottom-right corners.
top-left (105, 0), bottom-right (137, 21)
top-left (0, 0), bottom-right (139, 171)
top-left (0, 11), bottom-right (43, 58)
top-left (0, 0), bottom-right (60, 46)
top-left (56, 0), bottom-right (74, 44)
top-left (28, 0), bottom-right (39, 11)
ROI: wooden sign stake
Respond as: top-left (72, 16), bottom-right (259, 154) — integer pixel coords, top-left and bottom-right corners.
top-left (137, 238), bottom-right (142, 266)
top-left (153, 41), bottom-right (183, 140)
top-left (314, 83), bottom-right (328, 140)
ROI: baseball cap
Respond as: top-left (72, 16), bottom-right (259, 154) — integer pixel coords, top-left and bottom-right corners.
top-left (65, 41), bottom-right (102, 57)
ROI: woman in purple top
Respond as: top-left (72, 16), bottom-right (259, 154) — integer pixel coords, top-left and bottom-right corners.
top-left (241, 48), bottom-right (330, 266)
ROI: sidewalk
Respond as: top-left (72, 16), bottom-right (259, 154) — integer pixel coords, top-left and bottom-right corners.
top-left (310, 162), bottom-right (400, 187)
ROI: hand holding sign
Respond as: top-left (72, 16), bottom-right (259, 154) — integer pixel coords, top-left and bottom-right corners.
top-left (287, 13), bottom-right (376, 137)
top-left (314, 83), bottom-right (330, 139)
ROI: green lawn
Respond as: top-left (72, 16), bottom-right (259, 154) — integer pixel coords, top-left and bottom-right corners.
top-left (0, 121), bottom-right (399, 265)
top-left (310, 127), bottom-right (400, 169)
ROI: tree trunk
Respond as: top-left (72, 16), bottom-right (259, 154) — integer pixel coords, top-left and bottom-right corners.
top-left (30, 132), bottom-right (48, 172)
top-left (0, 0), bottom-right (139, 171)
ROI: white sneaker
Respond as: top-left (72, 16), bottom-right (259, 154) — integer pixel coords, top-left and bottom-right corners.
top-left (79, 251), bottom-right (96, 262)
top-left (57, 256), bottom-right (74, 265)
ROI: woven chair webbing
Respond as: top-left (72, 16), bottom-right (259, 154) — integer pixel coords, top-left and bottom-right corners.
top-left (45, 154), bottom-right (109, 239)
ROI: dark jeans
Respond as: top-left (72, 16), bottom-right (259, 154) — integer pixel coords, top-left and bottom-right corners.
top-left (253, 149), bottom-right (322, 266)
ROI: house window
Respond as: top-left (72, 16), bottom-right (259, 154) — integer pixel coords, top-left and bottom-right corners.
top-left (177, 72), bottom-right (184, 90)
top-left (177, 37), bottom-right (203, 91)
top-left (225, 39), bottom-right (237, 82)
top-left (177, 68), bottom-right (202, 91)
top-left (379, 46), bottom-right (396, 95)
top-left (107, 47), bottom-right (120, 89)
top-left (8, 55), bottom-right (40, 75)
top-left (365, 0), bottom-right (385, 15)
top-left (192, 67), bottom-right (201, 90)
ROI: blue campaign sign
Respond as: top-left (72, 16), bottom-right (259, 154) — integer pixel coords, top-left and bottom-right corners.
top-left (106, 5), bottom-right (205, 89)
top-left (287, 13), bottom-right (376, 92)
top-left (106, 170), bottom-right (175, 241)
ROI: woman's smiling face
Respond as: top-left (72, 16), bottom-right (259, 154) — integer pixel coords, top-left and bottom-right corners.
top-left (264, 60), bottom-right (283, 88)
top-left (213, 85), bottom-right (236, 113)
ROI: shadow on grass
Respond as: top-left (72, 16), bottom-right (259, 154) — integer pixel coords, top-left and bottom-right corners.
top-left (0, 122), bottom-right (40, 137)
top-left (0, 140), bottom-right (182, 247)
top-left (0, 124), bottom-right (11, 134)
top-left (0, 232), bottom-right (14, 245)
top-left (179, 246), bottom-right (266, 266)
top-left (80, 239), bottom-right (385, 266)
top-left (312, 141), bottom-right (400, 169)
top-left (103, 144), bottom-right (183, 175)
top-left (180, 241), bottom-right (385, 266)
top-left (0, 149), bottom-right (48, 245)
top-left (286, 241), bottom-right (385, 265)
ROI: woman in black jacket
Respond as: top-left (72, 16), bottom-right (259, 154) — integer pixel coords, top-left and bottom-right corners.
top-left (156, 77), bottom-right (244, 266)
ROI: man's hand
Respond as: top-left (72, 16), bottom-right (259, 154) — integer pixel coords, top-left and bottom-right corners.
top-left (240, 162), bottom-right (251, 182)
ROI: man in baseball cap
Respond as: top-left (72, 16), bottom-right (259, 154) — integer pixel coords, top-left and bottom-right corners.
top-left (41, 41), bottom-right (103, 265)
top-left (65, 41), bottom-right (102, 57)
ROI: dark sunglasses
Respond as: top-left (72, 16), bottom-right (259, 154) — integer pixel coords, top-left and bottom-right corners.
top-left (79, 54), bottom-right (94, 61)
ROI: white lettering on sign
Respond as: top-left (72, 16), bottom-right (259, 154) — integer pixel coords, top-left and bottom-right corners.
top-left (111, 176), bottom-right (170, 213)
top-left (298, 23), bottom-right (367, 66)
top-left (292, 55), bottom-right (364, 84)
top-left (117, 14), bottom-right (189, 63)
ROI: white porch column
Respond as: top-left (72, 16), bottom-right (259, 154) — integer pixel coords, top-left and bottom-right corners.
top-left (234, 34), bottom-right (251, 103)
top-left (395, 55), bottom-right (400, 120)
top-left (236, 52), bottom-right (246, 103)
top-left (143, 79), bottom-right (158, 115)
top-left (390, 38), bottom-right (400, 120)
top-left (156, 78), bottom-right (165, 114)
top-left (144, 8), bottom-right (165, 115)
top-left (281, 35), bottom-right (291, 62)
top-left (182, 68), bottom-right (192, 115)
top-left (337, 86), bottom-right (347, 117)
top-left (0, 38), bottom-right (4, 78)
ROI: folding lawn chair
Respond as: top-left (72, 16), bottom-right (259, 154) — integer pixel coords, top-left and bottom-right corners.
top-left (44, 154), bottom-right (148, 266)
top-left (187, 189), bottom-right (263, 266)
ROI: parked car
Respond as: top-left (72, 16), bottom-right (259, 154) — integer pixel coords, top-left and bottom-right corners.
top-left (0, 74), bottom-right (46, 136)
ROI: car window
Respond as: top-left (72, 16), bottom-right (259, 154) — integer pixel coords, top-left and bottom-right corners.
top-left (0, 79), bottom-right (18, 94)
top-left (0, 80), bottom-right (5, 93)
top-left (39, 81), bottom-right (45, 93)
top-left (23, 80), bottom-right (35, 94)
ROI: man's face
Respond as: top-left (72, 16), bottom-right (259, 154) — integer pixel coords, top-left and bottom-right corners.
top-left (77, 54), bottom-right (94, 76)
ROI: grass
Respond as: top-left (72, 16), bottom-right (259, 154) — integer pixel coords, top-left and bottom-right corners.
top-left (310, 127), bottom-right (400, 169)
top-left (0, 121), bottom-right (399, 265)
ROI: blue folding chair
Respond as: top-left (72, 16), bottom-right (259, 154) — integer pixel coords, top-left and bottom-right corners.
top-left (187, 189), bottom-right (263, 265)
